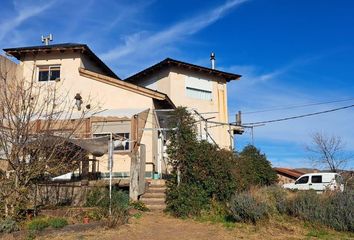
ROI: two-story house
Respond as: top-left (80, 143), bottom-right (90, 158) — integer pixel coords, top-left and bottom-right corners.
top-left (2, 43), bottom-right (242, 186)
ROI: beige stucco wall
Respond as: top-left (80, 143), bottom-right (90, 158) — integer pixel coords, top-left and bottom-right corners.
top-left (18, 51), bottom-right (157, 177)
top-left (276, 174), bottom-right (296, 185)
top-left (140, 66), bottom-right (232, 149)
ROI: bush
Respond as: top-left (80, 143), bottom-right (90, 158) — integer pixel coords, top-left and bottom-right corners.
top-left (130, 201), bottom-right (149, 212)
top-left (229, 192), bottom-right (268, 224)
top-left (85, 187), bottom-right (130, 213)
top-left (27, 218), bottom-right (49, 231)
top-left (85, 187), bottom-right (130, 227)
top-left (285, 190), bottom-right (354, 232)
top-left (234, 145), bottom-right (278, 191)
top-left (165, 107), bottom-right (239, 217)
top-left (251, 186), bottom-right (288, 215)
top-left (48, 217), bottom-right (68, 229)
top-left (166, 183), bottom-right (209, 217)
top-left (0, 218), bottom-right (19, 233)
top-left (286, 190), bottom-right (321, 220)
top-left (322, 191), bottom-right (354, 232)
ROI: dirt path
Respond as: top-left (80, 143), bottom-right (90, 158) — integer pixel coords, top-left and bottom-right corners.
top-left (38, 212), bottom-right (318, 240)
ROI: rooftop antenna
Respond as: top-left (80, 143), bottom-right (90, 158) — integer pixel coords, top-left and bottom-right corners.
top-left (210, 52), bottom-right (216, 69)
top-left (41, 34), bottom-right (53, 45)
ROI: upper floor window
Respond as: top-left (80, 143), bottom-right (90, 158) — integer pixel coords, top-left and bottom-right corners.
top-left (185, 76), bottom-right (212, 101)
top-left (186, 87), bottom-right (212, 101)
top-left (38, 65), bottom-right (60, 82)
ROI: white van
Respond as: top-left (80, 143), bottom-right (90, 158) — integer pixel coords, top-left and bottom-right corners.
top-left (283, 172), bottom-right (344, 192)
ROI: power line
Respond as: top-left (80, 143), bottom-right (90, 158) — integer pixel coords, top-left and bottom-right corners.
top-left (242, 97), bottom-right (354, 114)
top-left (243, 104), bottom-right (354, 125)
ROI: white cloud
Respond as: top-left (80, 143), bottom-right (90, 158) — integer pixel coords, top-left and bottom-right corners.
top-left (0, 0), bottom-right (56, 42)
top-left (100, 0), bottom-right (249, 63)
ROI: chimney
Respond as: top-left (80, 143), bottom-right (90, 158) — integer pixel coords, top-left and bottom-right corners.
top-left (236, 111), bottom-right (242, 126)
top-left (210, 52), bottom-right (216, 69)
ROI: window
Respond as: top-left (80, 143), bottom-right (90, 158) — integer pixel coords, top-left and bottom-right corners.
top-left (311, 175), bottom-right (322, 183)
top-left (186, 87), bottom-right (212, 100)
top-left (185, 76), bottom-right (212, 101)
top-left (296, 176), bottom-right (309, 184)
top-left (93, 133), bottom-right (130, 151)
top-left (38, 65), bottom-right (60, 81)
top-left (92, 120), bottom-right (131, 152)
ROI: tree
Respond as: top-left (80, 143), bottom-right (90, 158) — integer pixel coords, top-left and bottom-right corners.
top-left (165, 107), bottom-right (238, 217)
top-left (306, 132), bottom-right (351, 172)
top-left (0, 56), bottom-right (97, 218)
top-left (234, 145), bottom-right (278, 190)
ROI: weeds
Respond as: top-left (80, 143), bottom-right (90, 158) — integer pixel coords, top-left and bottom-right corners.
top-left (0, 218), bottom-right (19, 233)
top-left (229, 192), bottom-right (268, 224)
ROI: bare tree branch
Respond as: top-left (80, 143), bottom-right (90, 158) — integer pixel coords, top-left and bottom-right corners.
top-left (306, 132), bottom-right (351, 172)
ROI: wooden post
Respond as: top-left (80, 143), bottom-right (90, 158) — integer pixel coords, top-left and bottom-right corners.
top-left (138, 144), bottom-right (146, 196)
top-left (129, 152), bottom-right (140, 200)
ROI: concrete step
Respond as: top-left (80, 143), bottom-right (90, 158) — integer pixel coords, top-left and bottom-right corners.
top-left (141, 198), bottom-right (166, 205)
top-left (146, 187), bottom-right (166, 193)
top-left (141, 192), bottom-right (166, 198)
top-left (146, 204), bottom-right (166, 211)
top-left (148, 179), bottom-right (166, 186)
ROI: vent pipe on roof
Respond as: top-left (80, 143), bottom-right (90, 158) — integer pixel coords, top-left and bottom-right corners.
top-left (210, 52), bottom-right (216, 69)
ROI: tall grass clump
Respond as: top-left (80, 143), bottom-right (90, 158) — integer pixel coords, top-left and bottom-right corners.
top-left (287, 190), bottom-right (354, 232)
top-left (85, 187), bottom-right (130, 227)
top-left (229, 187), bottom-right (353, 232)
top-left (229, 192), bottom-right (268, 224)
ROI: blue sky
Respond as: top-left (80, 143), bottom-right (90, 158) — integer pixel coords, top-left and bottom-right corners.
top-left (1, 0), bottom-right (353, 169)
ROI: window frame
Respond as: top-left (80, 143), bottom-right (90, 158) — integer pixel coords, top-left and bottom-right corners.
top-left (185, 86), bottom-right (213, 101)
top-left (37, 65), bottom-right (61, 82)
top-left (92, 132), bottom-right (131, 152)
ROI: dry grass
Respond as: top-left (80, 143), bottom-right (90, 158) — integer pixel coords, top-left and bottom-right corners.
top-left (32, 212), bottom-right (353, 240)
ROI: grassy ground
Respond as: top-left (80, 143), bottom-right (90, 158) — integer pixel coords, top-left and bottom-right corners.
top-left (32, 212), bottom-right (353, 240)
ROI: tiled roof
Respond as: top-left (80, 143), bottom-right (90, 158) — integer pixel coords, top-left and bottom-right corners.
top-left (274, 167), bottom-right (305, 179)
top-left (3, 43), bottom-right (120, 79)
top-left (125, 58), bottom-right (241, 83)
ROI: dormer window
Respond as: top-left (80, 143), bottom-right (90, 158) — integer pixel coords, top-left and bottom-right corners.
top-left (38, 65), bottom-right (61, 82)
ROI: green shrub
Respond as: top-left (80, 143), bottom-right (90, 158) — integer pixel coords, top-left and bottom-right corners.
top-left (286, 190), bottom-right (354, 232)
top-left (85, 187), bottom-right (130, 213)
top-left (233, 145), bottom-right (278, 191)
top-left (0, 218), bottom-right (19, 233)
top-left (85, 187), bottom-right (130, 227)
top-left (166, 183), bottom-right (209, 217)
top-left (165, 107), bottom-right (239, 217)
top-left (130, 201), bottom-right (149, 212)
top-left (322, 191), bottom-right (354, 231)
top-left (27, 218), bottom-right (49, 231)
top-left (48, 217), bottom-right (68, 229)
top-left (286, 190), bottom-right (321, 220)
top-left (229, 192), bottom-right (268, 224)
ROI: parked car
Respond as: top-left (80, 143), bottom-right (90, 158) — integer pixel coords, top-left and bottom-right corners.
top-left (283, 172), bottom-right (344, 192)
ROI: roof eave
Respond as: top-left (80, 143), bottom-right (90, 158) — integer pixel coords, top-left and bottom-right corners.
top-left (3, 44), bottom-right (120, 80)
top-left (125, 58), bottom-right (242, 83)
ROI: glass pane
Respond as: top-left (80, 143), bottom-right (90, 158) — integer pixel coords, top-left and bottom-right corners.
top-left (297, 176), bottom-right (309, 184)
top-left (50, 68), bottom-right (60, 80)
top-left (311, 175), bottom-right (322, 183)
top-left (38, 70), bottom-right (49, 81)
